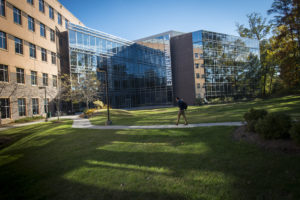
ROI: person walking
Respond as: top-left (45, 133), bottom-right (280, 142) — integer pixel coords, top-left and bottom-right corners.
top-left (175, 97), bottom-right (188, 125)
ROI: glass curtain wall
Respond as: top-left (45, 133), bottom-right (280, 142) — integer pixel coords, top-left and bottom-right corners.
top-left (136, 34), bottom-right (173, 103)
top-left (192, 30), bottom-right (260, 99)
top-left (68, 23), bottom-right (171, 108)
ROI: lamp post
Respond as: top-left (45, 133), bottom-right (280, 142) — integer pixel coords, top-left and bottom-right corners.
top-left (97, 68), bottom-right (112, 125)
top-left (39, 86), bottom-right (48, 122)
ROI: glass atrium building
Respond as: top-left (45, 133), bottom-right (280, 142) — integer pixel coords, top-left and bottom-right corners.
top-left (192, 30), bottom-right (260, 99)
top-left (67, 23), bottom-right (173, 108)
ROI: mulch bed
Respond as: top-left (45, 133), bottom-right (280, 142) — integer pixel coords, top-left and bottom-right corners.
top-left (233, 125), bottom-right (300, 155)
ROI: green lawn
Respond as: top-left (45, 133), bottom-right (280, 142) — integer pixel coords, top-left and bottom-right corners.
top-left (1, 120), bottom-right (300, 199)
top-left (90, 95), bottom-right (300, 126)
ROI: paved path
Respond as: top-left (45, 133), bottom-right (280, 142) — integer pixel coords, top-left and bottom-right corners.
top-left (72, 117), bottom-right (244, 130)
top-left (0, 115), bottom-right (79, 132)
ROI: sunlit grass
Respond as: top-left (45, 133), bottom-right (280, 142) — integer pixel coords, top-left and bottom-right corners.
top-left (90, 94), bottom-right (300, 125)
top-left (0, 120), bottom-right (300, 199)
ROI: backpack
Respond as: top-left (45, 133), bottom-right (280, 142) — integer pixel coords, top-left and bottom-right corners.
top-left (182, 101), bottom-right (188, 110)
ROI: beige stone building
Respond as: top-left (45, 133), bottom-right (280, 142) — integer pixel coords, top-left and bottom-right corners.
top-left (0, 0), bottom-right (83, 124)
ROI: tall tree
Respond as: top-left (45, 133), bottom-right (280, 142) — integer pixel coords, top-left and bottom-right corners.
top-left (236, 12), bottom-right (272, 95)
top-left (268, 0), bottom-right (300, 89)
top-left (268, 0), bottom-right (300, 48)
top-left (236, 13), bottom-right (271, 41)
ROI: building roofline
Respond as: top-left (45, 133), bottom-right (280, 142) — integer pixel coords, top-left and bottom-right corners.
top-left (55, 0), bottom-right (85, 26)
top-left (134, 30), bottom-right (185, 42)
top-left (69, 23), bottom-right (134, 45)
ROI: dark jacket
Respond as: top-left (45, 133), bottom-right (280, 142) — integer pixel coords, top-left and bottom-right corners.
top-left (177, 99), bottom-right (185, 110)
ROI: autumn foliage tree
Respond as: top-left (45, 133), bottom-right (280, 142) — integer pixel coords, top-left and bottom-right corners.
top-left (268, 0), bottom-right (300, 89)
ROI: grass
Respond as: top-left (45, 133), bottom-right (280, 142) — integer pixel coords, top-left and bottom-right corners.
top-left (1, 120), bottom-right (300, 199)
top-left (90, 94), bottom-right (300, 126)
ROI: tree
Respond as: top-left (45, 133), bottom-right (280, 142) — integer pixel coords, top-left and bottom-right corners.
top-left (268, 0), bottom-right (300, 89)
top-left (236, 12), bottom-right (273, 96)
top-left (236, 13), bottom-right (271, 41)
top-left (268, 0), bottom-right (300, 48)
top-left (71, 72), bottom-right (101, 109)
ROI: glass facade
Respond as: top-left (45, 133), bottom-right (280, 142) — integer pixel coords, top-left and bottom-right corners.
top-left (68, 23), bottom-right (172, 108)
top-left (192, 30), bottom-right (260, 99)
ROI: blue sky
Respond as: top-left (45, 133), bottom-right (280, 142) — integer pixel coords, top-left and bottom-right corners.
top-left (59, 0), bottom-right (274, 41)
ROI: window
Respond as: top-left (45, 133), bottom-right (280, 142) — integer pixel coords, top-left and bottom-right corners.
top-left (44, 98), bottom-right (49, 113)
top-left (57, 13), bottom-right (62, 25)
top-left (15, 37), bottom-right (23, 54)
top-left (31, 71), bottom-right (37, 85)
top-left (49, 6), bottom-right (54, 19)
top-left (195, 53), bottom-right (199, 58)
top-left (27, 0), bottom-right (33, 5)
top-left (197, 83), bottom-right (201, 89)
top-left (43, 73), bottom-right (48, 86)
top-left (52, 75), bottom-right (57, 87)
top-left (51, 52), bottom-right (56, 64)
top-left (18, 98), bottom-right (26, 116)
top-left (16, 68), bottom-right (25, 84)
top-left (41, 48), bottom-right (47, 61)
top-left (50, 29), bottom-right (55, 42)
top-left (65, 19), bottom-right (68, 29)
top-left (196, 73), bottom-right (200, 79)
top-left (28, 15), bottom-right (35, 31)
top-left (0, 98), bottom-right (10, 119)
top-left (32, 98), bottom-right (39, 115)
top-left (195, 64), bottom-right (199, 69)
top-left (39, 0), bottom-right (44, 13)
top-left (13, 7), bottom-right (21, 25)
top-left (0, 31), bottom-right (6, 49)
top-left (0, 0), bottom-right (5, 17)
top-left (29, 43), bottom-right (36, 58)
top-left (40, 23), bottom-right (46, 37)
top-left (0, 64), bottom-right (8, 82)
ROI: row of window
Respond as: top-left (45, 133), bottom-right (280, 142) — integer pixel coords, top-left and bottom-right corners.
top-left (11, 6), bottom-right (56, 42)
top-left (0, 97), bottom-right (49, 118)
top-left (0, 31), bottom-right (56, 64)
top-left (33, 0), bottom-right (68, 27)
top-left (0, 64), bottom-right (57, 87)
top-left (0, 0), bottom-right (68, 28)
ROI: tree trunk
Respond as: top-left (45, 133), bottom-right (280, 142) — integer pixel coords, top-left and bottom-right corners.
top-left (86, 99), bottom-right (89, 109)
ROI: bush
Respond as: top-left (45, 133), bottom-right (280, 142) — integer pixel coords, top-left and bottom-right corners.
top-left (255, 113), bottom-right (292, 139)
top-left (243, 108), bottom-right (268, 132)
top-left (210, 98), bottom-right (222, 104)
top-left (195, 98), bottom-right (207, 105)
top-left (15, 116), bottom-right (44, 123)
top-left (84, 108), bottom-right (97, 118)
top-left (94, 100), bottom-right (104, 109)
top-left (224, 97), bottom-right (234, 103)
top-left (290, 121), bottom-right (300, 145)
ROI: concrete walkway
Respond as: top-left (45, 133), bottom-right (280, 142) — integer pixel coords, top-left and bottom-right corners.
top-left (0, 115), bottom-right (79, 132)
top-left (72, 117), bottom-right (244, 130)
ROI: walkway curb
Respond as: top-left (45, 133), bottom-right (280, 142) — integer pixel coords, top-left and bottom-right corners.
top-left (72, 117), bottom-right (244, 130)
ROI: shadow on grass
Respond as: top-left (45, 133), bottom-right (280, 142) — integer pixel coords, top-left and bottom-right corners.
top-left (0, 121), bottom-right (300, 199)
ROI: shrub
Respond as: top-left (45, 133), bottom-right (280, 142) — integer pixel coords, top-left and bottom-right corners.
top-left (255, 113), bottom-right (292, 139)
top-left (195, 98), bottom-right (207, 105)
top-left (243, 108), bottom-right (268, 132)
top-left (84, 108), bottom-right (97, 118)
top-left (14, 116), bottom-right (44, 123)
top-left (94, 100), bottom-right (104, 109)
top-left (224, 97), bottom-right (234, 103)
top-left (290, 121), bottom-right (300, 145)
top-left (210, 98), bottom-right (222, 104)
